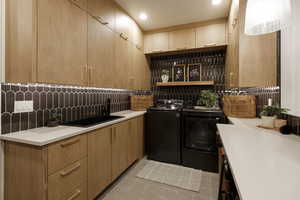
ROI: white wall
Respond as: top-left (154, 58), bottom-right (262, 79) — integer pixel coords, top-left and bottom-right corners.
top-left (281, 0), bottom-right (300, 116)
top-left (0, 0), bottom-right (4, 199)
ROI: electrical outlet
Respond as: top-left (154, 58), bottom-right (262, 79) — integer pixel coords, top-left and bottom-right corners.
top-left (14, 101), bottom-right (34, 113)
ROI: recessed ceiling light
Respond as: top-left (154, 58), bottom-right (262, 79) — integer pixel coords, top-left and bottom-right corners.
top-left (139, 13), bottom-right (148, 20)
top-left (212, 0), bottom-right (222, 5)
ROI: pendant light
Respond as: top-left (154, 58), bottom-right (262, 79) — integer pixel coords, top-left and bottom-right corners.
top-left (245, 0), bottom-right (291, 35)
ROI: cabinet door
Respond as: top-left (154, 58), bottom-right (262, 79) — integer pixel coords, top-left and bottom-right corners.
top-left (115, 6), bottom-right (132, 41)
top-left (238, 0), bottom-right (277, 87)
top-left (168, 29), bottom-right (196, 51)
top-left (111, 121), bottom-right (129, 180)
top-left (5, 0), bottom-right (37, 83)
top-left (131, 46), bottom-right (139, 90)
top-left (140, 51), bottom-right (151, 90)
top-left (127, 119), bottom-right (138, 165)
top-left (37, 0), bottom-right (87, 86)
top-left (144, 34), bottom-right (152, 54)
top-left (144, 32), bottom-right (169, 54)
top-left (132, 47), bottom-right (150, 90)
top-left (88, 127), bottom-right (112, 200)
top-left (88, 16), bottom-right (115, 88)
top-left (137, 116), bottom-right (145, 159)
top-left (114, 35), bottom-right (131, 89)
top-left (196, 23), bottom-right (226, 48)
top-left (87, 0), bottom-right (116, 30)
top-left (226, 0), bottom-right (240, 88)
top-left (132, 21), bottom-right (144, 50)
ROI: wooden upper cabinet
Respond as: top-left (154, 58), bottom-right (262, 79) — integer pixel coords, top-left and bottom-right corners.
top-left (238, 0), bottom-right (277, 87)
top-left (151, 32), bottom-right (169, 52)
top-left (88, 127), bottom-right (112, 200)
top-left (115, 7), bottom-right (132, 41)
top-left (226, 0), bottom-right (240, 88)
top-left (131, 45), bottom-right (150, 90)
top-left (114, 35), bottom-right (131, 89)
top-left (144, 21), bottom-right (227, 54)
top-left (168, 28), bottom-right (196, 51)
top-left (37, 0), bottom-right (88, 86)
top-left (132, 21), bottom-right (144, 50)
top-left (144, 32), bottom-right (169, 54)
top-left (87, 0), bottom-right (116, 30)
top-left (140, 53), bottom-right (151, 90)
top-left (196, 22), bottom-right (227, 48)
top-left (88, 16), bottom-right (115, 88)
top-left (225, 0), bottom-right (277, 88)
top-left (5, 0), bottom-right (37, 83)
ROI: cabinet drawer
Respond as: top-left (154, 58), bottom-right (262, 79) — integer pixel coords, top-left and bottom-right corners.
top-left (48, 135), bottom-right (87, 175)
top-left (48, 158), bottom-right (87, 200)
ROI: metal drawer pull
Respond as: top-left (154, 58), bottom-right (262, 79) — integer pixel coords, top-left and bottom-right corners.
top-left (204, 43), bottom-right (217, 47)
top-left (60, 163), bottom-right (81, 176)
top-left (60, 139), bottom-right (80, 147)
top-left (120, 32), bottom-right (128, 40)
top-left (67, 189), bottom-right (81, 200)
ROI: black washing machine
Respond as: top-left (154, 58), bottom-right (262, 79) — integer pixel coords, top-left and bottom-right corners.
top-left (146, 100), bottom-right (183, 165)
top-left (181, 108), bottom-right (225, 173)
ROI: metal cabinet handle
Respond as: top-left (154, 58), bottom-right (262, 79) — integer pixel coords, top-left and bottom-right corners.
top-left (110, 128), bottom-right (113, 144)
top-left (60, 163), bottom-right (81, 176)
top-left (96, 16), bottom-right (109, 25)
top-left (85, 65), bottom-right (89, 85)
top-left (151, 50), bottom-right (163, 53)
top-left (120, 32), bottom-right (128, 40)
top-left (66, 189), bottom-right (81, 200)
top-left (88, 66), bottom-right (92, 86)
top-left (60, 138), bottom-right (80, 148)
top-left (204, 43), bottom-right (217, 47)
top-left (113, 127), bottom-right (117, 142)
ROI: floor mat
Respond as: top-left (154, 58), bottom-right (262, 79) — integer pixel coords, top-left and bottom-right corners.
top-left (136, 160), bottom-right (202, 192)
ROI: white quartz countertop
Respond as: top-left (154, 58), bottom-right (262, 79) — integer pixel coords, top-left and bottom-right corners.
top-left (0, 110), bottom-right (146, 146)
top-left (218, 117), bottom-right (300, 200)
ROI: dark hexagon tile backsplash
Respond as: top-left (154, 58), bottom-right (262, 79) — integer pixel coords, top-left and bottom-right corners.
top-left (1, 83), bottom-right (151, 134)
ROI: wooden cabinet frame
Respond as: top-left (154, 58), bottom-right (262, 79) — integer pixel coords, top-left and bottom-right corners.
top-left (4, 116), bottom-right (145, 200)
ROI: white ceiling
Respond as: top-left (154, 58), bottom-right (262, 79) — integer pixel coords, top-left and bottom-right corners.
top-left (115, 0), bottom-right (231, 31)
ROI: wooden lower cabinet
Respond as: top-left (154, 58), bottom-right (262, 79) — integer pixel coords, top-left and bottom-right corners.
top-left (4, 116), bottom-right (145, 200)
top-left (137, 116), bottom-right (145, 159)
top-left (128, 116), bottom-right (145, 163)
top-left (4, 143), bottom-right (48, 200)
top-left (111, 120), bottom-right (130, 180)
top-left (48, 135), bottom-right (87, 175)
top-left (4, 135), bottom-right (88, 200)
top-left (88, 126), bottom-right (112, 200)
top-left (128, 119), bottom-right (139, 165)
top-left (48, 158), bottom-right (88, 200)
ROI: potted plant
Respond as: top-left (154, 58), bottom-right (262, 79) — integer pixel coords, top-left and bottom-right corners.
top-left (260, 105), bottom-right (289, 128)
top-left (196, 90), bottom-right (219, 108)
top-left (47, 110), bottom-right (62, 127)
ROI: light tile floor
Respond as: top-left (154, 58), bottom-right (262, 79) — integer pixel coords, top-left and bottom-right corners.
top-left (97, 159), bottom-right (220, 200)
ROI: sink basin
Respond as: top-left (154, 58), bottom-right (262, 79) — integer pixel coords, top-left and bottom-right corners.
top-left (64, 115), bottom-right (124, 127)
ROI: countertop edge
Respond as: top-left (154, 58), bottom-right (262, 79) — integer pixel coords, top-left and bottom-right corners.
top-left (0, 110), bottom-right (146, 146)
